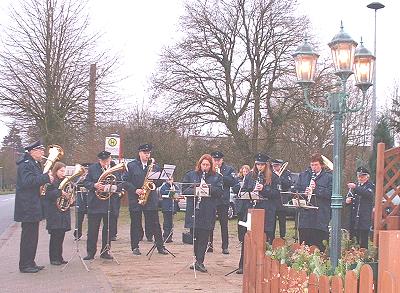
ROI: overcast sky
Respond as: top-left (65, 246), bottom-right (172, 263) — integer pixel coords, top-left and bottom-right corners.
top-left (0, 0), bottom-right (397, 145)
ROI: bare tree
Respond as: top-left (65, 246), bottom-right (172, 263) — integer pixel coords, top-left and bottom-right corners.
top-left (0, 0), bottom-right (119, 147)
top-left (152, 0), bottom-right (309, 159)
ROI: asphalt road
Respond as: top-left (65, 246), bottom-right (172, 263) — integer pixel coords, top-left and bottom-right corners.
top-left (0, 194), bottom-right (15, 235)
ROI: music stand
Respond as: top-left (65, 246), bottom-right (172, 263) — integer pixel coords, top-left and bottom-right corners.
top-left (173, 182), bottom-right (212, 278)
top-left (146, 165), bottom-right (176, 259)
top-left (99, 191), bottom-right (120, 265)
top-left (282, 191), bottom-right (318, 242)
top-left (62, 183), bottom-right (89, 272)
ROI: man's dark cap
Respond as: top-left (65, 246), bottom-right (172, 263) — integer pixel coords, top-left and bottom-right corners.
top-left (138, 143), bottom-right (153, 152)
top-left (357, 166), bottom-right (370, 175)
top-left (97, 150), bottom-right (111, 160)
top-left (81, 162), bottom-right (91, 167)
top-left (271, 158), bottom-right (284, 165)
top-left (24, 140), bottom-right (45, 152)
top-left (211, 151), bottom-right (224, 159)
top-left (254, 153), bottom-right (270, 163)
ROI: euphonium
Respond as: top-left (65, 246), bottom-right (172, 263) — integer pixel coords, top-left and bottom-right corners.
top-left (56, 164), bottom-right (85, 212)
top-left (40, 144), bottom-right (64, 196)
top-left (95, 162), bottom-right (127, 200)
top-left (138, 158), bottom-right (156, 206)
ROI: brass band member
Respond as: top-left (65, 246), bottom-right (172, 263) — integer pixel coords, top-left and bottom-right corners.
top-left (43, 162), bottom-right (71, 265)
top-left (232, 164), bottom-right (251, 275)
top-left (14, 140), bottom-right (54, 273)
top-left (123, 144), bottom-right (168, 256)
top-left (74, 162), bottom-right (90, 240)
top-left (294, 153), bottom-right (332, 251)
top-left (345, 166), bottom-right (375, 249)
top-left (183, 154), bottom-right (223, 273)
top-left (159, 177), bottom-right (179, 243)
top-left (271, 159), bottom-right (292, 239)
top-left (209, 151), bottom-right (237, 254)
top-left (83, 151), bottom-right (116, 260)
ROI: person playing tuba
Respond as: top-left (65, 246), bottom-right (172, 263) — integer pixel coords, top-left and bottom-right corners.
top-left (122, 144), bottom-right (168, 256)
top-left (82, 151), bottom-right (121, 260)
top-left (43, 162), bottom-right (71, 265)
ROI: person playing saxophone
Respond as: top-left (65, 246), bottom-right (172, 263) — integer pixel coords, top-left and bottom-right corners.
top-left (122, 144), bottom-right (168, 256)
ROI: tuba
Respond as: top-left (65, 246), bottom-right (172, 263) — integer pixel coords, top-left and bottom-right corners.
top-left (40, 144), bottom-right (64, 196)
top-left (138, 158), bottom-right (156, 206)
top-left (56, 164), bottom-right (85, 212)
top-left (95, 162), bottom-right (127, 200)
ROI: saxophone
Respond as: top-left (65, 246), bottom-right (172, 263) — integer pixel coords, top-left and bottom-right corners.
top-left (138, 158), bottom-right (156, 206)
top-left (56, 164), bottom-right (85, 212)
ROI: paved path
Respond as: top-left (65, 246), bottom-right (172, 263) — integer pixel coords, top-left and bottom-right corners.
top-left (0, 207), bottom-right (243, 292)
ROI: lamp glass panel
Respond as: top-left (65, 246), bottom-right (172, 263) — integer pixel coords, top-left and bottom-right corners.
top-left (354, 57), bottom-right (374, 84)
top-left (330, 42), bottom-right (356, 72)
top-left (294, 55), bottom-right (317, 82)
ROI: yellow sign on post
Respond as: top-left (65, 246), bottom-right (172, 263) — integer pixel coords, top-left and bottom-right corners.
top-left (105, 136), bottom-right (120, 157)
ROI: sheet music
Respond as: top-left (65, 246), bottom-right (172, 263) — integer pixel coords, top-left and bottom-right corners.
top-left (147, 164), bottom-right (176, 180)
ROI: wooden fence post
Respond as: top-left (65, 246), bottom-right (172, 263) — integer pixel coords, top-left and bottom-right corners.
top-left (378, 231), bottom-right (400, 292)
top-left (242, 209), bottom-right (265, 293)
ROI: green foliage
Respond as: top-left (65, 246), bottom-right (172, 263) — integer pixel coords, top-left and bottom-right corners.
top-left (369, 116), bottom-right (394, 179)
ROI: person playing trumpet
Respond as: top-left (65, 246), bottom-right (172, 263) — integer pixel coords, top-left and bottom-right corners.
top-left (345, 166), bottom-right (375, 249)
top-left (14, 140), bottom-right (54, 273)
top-left (208, 151), bottom-right (237, 254)
top-left (294, 153), bottom-right (332, 252)
top-left (159, 177), bottom-right (179, 243)
top-left (43, 162), bottom-right (71, 265)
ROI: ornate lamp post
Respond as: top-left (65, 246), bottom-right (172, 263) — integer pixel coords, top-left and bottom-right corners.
top-left (293, 24), bottom-right (375, 268)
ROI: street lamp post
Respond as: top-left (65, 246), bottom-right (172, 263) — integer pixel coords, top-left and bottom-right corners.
top-left (293, 24), bottom-right (375, 268)
top-left (367, 2), bottom-right (384, 147)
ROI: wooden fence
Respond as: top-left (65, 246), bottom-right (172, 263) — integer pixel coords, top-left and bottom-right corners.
top-left (242, 209), bottom-right (397, 292)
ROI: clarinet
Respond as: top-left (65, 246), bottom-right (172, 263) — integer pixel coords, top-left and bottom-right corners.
top-left (195, 171), bottom-right (206, 210)
top-left (307, 171), bottom-right (317, 202)
top-left (252, 171), bottom-right (263, 207)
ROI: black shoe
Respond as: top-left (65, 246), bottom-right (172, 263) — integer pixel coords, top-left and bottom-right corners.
top-left (158, 248), bottom-right (168, 255)
top-left (60, 260), bottom-right (68, 264)
top-left (222, 248), bottom-right (230, 255)
top-left (207, 245), bottom-right (214, 253)
top-left (100, 253), bottom-right (113, 260)
top-left (83, 255), bottom-right (94, 260)
top-left (34, 264), bottom-right (45, 270)
top-left (50, 260), bottom-right (62, 266)
top-left (132, 248), bottom-right (141, 255)
top-left (111, 236), bottom-right (117, 241)
top-left (236, 268), bottom-right (243, 274)
top-left (189, 262), bottom-right (207, 273)
top-left (165, 239), bottom-right (173, 243)
top-left (20, 267), bottom-right (40, 273)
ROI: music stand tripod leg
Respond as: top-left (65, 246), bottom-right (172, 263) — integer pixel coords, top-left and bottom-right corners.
top-left (62, 197), bottom-right (90, 272)
top-left (100, 197), bottom-right (120, 265)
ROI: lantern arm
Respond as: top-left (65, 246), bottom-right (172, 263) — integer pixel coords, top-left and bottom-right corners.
top-left (344, 90), bottom-right (366, 113)
top-left (303, 86), bottom-right (330, 113)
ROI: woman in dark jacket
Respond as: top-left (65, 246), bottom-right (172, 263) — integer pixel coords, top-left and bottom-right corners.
top-left (182, 154), bottom-right (223, 273)
top-left (44, 162), bottom-right (71, 265)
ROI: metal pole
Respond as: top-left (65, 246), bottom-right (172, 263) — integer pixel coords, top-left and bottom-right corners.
top-left (0, 167), bottom-right (3, 190)
top-left (367, 2), bottom-right (385, 147)
top-left (330, 92), bottom-right (344, 268)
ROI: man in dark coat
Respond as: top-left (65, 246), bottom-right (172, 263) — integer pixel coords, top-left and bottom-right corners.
top-left (345, 166), bottom-right (375, 248)
top-left (14, 140), bottom-right (54, 273)
top-left (294, 153), bottom-right (332, 252)
top-left (271, 159), bottom-right (292, 239)
top-left (208, 151), bottom-right (237, 254)
top-left (83, 151), bottom-right (118, 260)
top-left (122, 143), bottom-right (168, 256)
